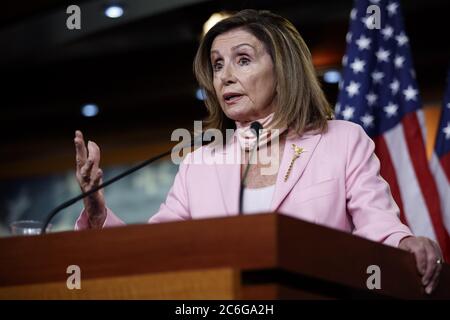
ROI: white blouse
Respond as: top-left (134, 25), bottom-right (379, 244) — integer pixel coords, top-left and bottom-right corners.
top-left (242, 184), bottom-right (276, 214)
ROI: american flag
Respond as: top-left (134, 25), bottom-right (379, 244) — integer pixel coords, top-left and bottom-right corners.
top-left (431, 69), bottom-right (450, 251)
top-left (335, 0), bottom-right (450, 260)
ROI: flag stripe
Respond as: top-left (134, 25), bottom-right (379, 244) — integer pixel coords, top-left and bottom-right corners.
top-left (417, 108), bottom-right (428, 150)
top-left (383, 121), bottom-right (436, 240)
top-left (373, 135), bottom-right (408, 225)
top-left (432, 68), bottom-right (450, 261)
top-left (402, 112), bottom-right (450, 259)
top-left (439, 152), bottom-right (450, 183)
top-left (336, 0), bottom-right (449, 259)
top-left (431, 153), bottom-right (450, 235)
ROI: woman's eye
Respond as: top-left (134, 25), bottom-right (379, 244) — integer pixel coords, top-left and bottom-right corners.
top-left (238, 57), bottom-right (250, 66)
top-left (212, 62), bottom-right (223, 72)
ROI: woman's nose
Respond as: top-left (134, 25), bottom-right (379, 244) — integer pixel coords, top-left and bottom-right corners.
top-left (220, 64), bottom-right (236, 85)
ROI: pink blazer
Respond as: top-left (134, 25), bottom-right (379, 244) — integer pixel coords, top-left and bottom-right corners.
top-left (76, 120), bottom-right (413, 247)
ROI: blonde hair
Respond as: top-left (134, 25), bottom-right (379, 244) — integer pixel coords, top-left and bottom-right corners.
top-left (193, 9), bottom-right (333, 136)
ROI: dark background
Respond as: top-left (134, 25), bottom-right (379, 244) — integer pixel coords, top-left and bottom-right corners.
top-left (1, 0), bottom-right (448, 179)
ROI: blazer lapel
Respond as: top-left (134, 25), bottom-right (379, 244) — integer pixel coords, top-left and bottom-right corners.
top-left (213, 137), bottom-right (241, 216)
top-left (270, 131), bottom-right (323, 211)
top-left (213, 130), bottom-right (322, 215)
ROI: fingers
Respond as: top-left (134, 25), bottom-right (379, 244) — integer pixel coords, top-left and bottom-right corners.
top-left (410, 240), bottom-right (427, 276)
top-left (426, 258), bottom-right (442, 294)
top-left (74, 131), bottom-right (102, 187)
top-left (421, 238), bottom-right (437, 286)
top-left (74, 130), bottom-right (88, 169)
top-left (87, 141), bottom-right (101, 182)
top-left (80, 158), bottom-right (94, 183)
top-left (398, 236), bottom-right (443, 295)
top-left (87, 140), bottom-right (101, 168)
top-left (93, 168), bottom-right (103, 186)
top-left (425, 241), bottom-right (443, 294)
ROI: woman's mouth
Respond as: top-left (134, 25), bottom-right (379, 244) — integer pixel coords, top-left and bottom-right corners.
top-left (223, 93), bottom-right (244, 105)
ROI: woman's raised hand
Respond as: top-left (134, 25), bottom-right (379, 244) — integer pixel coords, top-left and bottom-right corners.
top-left (74, 130), bottom-right (106, 228)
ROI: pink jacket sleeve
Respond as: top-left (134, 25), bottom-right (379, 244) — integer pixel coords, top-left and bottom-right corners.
top-left (147, 152), bottom-right (192, 223)
top-left (74, 207), bottom-right (125, 230)
top-left (345, 124), bottom-right (413, 247)
top-left (74, 153), bottom-right (192, 230)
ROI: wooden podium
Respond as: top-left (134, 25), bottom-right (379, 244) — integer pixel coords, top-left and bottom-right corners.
top-left (0, 213), bottom-right (449, 299)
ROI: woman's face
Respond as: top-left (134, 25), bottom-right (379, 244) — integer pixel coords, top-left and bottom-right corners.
top-left (210, 28), bottom-right (277, 122)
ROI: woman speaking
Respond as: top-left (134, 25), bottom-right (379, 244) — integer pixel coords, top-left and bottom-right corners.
top-left (73, 9), bottom-right (443, 294)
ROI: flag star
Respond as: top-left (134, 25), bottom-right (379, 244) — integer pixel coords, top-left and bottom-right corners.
top-left (395, 32), bottom-right (409, 46)
top-left (361, 16), bottom-right (375, 29)
top-left (350, 8), bottom-right (357, 20)
top-left (342, 106), bottom-right (355, 120)
top-left (403, 85), bottom-right (418, 101)
top-left (394, 55), bottom-right (405, 68)
top-left (366, 92), bottom-right (378, 106)
top-left (371, 71), bottom-right (384, 84)
top-left (376, 48), bottom-right (390, 62)
top-left (443, 122), bottom-right (450, 139)
top-left (381, 25), bottom-right (394, 40)
top-left (355, 35), bottom-right (371, 50)
top-left (361, 113), bottom-right (374, 128)
top-left (387, 2), bottom-right (399, 16)
top-left (390, 79), bottom-right (400, 95)
top-left (346, 81), bottom-right (361, 97)
top-left (447, 102), bottom-right (450, 109)
top-left (350, 58), bottom-right (366, 74)
top-left (346, 32), bottom-right (352, 43)
top-left (384, 102), bottom-right (398, 117)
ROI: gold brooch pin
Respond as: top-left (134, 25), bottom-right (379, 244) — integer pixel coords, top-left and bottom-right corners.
top-left (284, 144), bottom-right (305, 182)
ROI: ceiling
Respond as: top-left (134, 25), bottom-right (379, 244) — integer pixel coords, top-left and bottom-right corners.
top-left (1, 0), bottom-right (449, 176)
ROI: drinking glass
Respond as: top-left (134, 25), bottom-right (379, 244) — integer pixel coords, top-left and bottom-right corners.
top-left (9, 220), bottom-right (51, 236)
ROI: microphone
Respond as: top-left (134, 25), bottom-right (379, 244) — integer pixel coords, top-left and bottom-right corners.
top-left (41, 133), bottom-right (206, 234)
top-left (238, 121), bottom-right (263, 214)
